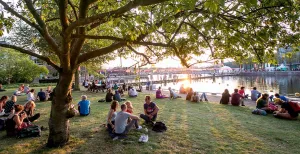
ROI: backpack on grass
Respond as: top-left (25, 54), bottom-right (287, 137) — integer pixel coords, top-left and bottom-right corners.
top-left (152, 122), bottom-right (167, 132)
top-left (16, 125), bottom-right (41, 138)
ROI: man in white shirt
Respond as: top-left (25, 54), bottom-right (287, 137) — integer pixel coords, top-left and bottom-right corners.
top-left (128, 86), bottom-right (138, 97)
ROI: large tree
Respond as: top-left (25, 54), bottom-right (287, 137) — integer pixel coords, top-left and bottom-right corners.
top-left (0, 0), bottom-right (299, 147)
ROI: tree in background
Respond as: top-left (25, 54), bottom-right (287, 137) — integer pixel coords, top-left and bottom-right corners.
top-left (0, 0), bottom-right (299, 147)
top-left (0, 48), bottom-right (49, 83)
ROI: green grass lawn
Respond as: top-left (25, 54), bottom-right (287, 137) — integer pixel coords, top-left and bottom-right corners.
top-left (1, 87), bottom-right (300, 154)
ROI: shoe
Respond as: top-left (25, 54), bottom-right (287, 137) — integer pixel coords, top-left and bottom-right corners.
top-left (200, 99), bottom-right (203, 102)
top-left (137, 126), bottom-right (143, 130)
top-left (142, 135), bottom-right (149, 142)
top-left (113, 136), bottom-right (119, 141)
top-left (242, 104), bottom-right (245, 106)
top-left (139, 134), bottom-right (144, 142)
top-left (205, 99), bottom-right (208, 101)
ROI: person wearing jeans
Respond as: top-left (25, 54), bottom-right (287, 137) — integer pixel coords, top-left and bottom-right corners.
top-left (199, 92), bottom-right (208, 101)
top-left (114, 104), bottom-right (142, 135)
top-left (140, 96), bottom-right (159, 124)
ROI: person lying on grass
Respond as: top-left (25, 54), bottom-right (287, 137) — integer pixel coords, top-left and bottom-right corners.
top-left (273, 100), bottom-right (299, 120)
top-left (114, 104), bottom-right (142, 136)
top-left (107, 101), bottom-right (118, 135)
top-left (156, 87), bottom-right (168, 99)
top-left (140, 96), bottom-right (159, 124)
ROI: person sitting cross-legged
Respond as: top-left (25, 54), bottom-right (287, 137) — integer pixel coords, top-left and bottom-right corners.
top-left (37, 88), bottom-right (47, 101)
top-left (23, 101), bottom-right (40, 122)
top-left (140, 96), bottom-right (159, 124)
top-left (114, 104), bottom-right (142, 137)
top-left (128, 86), bottom-right (138, 97)
top-left (256, 93), bottom-right (272, 111)
top-left (78, 95), bottom-right (90, 116)
top-left (105, 89), bottom-right (114, 102)
top-left (156, 87), bottom-right (168, 99)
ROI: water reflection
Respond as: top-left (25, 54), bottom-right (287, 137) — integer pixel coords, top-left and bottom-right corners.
top-left (155, 76), bottom-right (300, 96)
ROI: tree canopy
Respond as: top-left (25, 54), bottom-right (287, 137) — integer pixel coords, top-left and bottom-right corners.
top-left (0, 0), bottom-right (299, 69)
top-left (0, 48), bottom-right (49, 84)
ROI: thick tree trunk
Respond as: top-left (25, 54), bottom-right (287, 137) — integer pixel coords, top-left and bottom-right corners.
top-left (74, 68), bottom-right (80, 91)
top-left (47, 72), bottom-right (75, 147)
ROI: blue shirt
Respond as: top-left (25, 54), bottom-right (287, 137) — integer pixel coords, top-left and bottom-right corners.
top-left (78, 100), bottom-right (90, 115)
top-left (37, 91), bottom-right (46, 101)
top-left (279, 96), bottom-right (288, 102)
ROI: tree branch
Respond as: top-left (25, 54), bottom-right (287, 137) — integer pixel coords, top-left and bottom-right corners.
top-left (0, 42), bottom-right (61, 71)
top-left (126, 45), bottom-right (155, 64)
top-left (23, 0), bottom-right (61, 55)
top-left (0, 0), bottom-right (42, 32)
top-left (68, 0), bottom-right (78, 20)
top-left (183, 22), bottom-right (214, 57)
top-left (71, 34), bottom-right (124, 41)
top-left (65, 0), bottom-right (169, 35)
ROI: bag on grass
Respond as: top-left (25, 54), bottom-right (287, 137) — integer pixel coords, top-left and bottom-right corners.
top-left (16, 125), bottom-right (41, 138)
top-left (152, 122), bottom-right (167, 132)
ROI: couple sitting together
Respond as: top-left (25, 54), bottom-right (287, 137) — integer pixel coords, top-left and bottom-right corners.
top-left (186, 88), bottom-right (208, 102)
top-left (256, 93), bottom-right (299, 120)
top-left (106, 96), bottom-right (159, 138)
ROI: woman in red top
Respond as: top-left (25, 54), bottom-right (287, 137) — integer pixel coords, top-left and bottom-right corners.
top-left (125, 101), bottom-right (133, 114)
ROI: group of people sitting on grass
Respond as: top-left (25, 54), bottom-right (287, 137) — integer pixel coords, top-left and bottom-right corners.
top-left (155, 86), bottom-right (209, 102)
top-left (219, 86), bottom-right (300, 120)
top-left (106, 95), bottom-right (159, 138)
top-left (0, 95), bottom-right (41, 136)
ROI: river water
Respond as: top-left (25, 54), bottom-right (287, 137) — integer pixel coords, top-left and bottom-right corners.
top-left (150, 75), bottom-right (300, 96)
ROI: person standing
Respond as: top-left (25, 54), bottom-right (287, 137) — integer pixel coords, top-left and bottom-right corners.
top-left (140, 96), bottom-right (159, 124)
